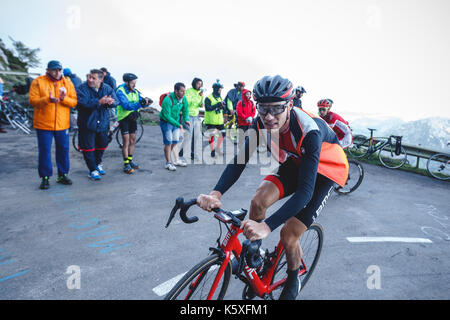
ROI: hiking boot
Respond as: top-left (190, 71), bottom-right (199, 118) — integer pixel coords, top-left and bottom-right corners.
top-left (39, 176), bottom-right (50, 190)
top-left (124, 163), bottom-right (134, 174)
top-left (130, 161), bottom-right (140, 170)
top-left (57, 174), bottom-right (73, 185)
top-left (89, 170), bottom-right (101, 180)
top-left (96, 164), bottom-right (106, 175)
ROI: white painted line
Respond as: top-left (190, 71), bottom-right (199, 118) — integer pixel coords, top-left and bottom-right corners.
top-left (346, 237), bottom-right (433, 243)
top-left (153, 272), bottom-right (187, 297)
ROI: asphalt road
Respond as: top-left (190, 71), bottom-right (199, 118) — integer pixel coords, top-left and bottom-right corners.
top-left (0, 126), bottom-right (449, 300)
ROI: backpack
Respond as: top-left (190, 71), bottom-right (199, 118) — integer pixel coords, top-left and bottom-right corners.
top-left (159, 92), bottom-right (173, 106)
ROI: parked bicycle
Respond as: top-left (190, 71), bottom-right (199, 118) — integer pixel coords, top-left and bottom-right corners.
top-left (0, 90), bottom-right (32, 134)
top-left (426, 143), bottom-right (450, 181)
top-left (348, 128), bottom-right (407, 169)
top-left (72, 112), bottom-right (144, 152)
top-left (164, 197), bottom-right (323, 300)
top-left (334, 159), bottom-right (364, 194)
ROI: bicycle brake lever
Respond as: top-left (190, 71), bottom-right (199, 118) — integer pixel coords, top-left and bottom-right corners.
top-left (165, 197), bottom-right (183, 228)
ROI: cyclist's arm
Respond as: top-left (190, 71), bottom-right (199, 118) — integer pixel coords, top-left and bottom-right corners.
top-left (213, 122), bottom-right (259, 195)
top-left (334, 120), bottom-right (352, 149)
top-left (264, 130), bottom-right (321, 232)
top-left (116, 89), bottom-right (141, 111)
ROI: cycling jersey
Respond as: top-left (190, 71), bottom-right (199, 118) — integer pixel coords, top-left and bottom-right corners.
top-left (320, 111), bottom-right (352, 149)
top-left (214, 107), bottom-right (349, 231)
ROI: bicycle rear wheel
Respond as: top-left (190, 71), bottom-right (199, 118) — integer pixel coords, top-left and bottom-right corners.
top-left (348, 139), bottom-right (370, 158)
top-left (378, 143), bottom-right (407, 169)
top-left (72, 129), bottom-right (81, 152)
top-left (335, 160), bottom-right (364, 194)
top-left (115, 120), bottom-right (144, 148)
top-left (164, 254), bottom-right (232, 300)
top-left (270, 223), bottom-right (323, 299)
top-left (427, 153), bottom-right (450, 181)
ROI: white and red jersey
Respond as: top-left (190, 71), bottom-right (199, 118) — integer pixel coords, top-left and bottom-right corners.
top-left (320, 111), bottom-right (353, 149)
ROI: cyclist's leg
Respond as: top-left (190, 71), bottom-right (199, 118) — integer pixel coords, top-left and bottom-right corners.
top-left (249, 180), bottom-right (280, 221)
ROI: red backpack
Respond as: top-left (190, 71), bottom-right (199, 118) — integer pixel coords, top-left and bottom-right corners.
top-left (159, 92), bottom-right (174, 106)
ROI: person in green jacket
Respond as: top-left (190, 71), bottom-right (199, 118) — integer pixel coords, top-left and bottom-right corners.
top-left (179, 77), bottom-right (204, 163)
top-left (159, 82), bottom-right (190, 171)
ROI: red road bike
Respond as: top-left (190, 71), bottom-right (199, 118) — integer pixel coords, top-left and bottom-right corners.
top-left (164, 197), bottom-right (323, 300)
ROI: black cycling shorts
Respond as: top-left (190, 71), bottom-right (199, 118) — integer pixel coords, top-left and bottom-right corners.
top-left (119, 115), bottom-right (137, 135)
top-left (264, 159), bottom-right (335, 228)
top-left (205, 124), bottom-right (225, 137)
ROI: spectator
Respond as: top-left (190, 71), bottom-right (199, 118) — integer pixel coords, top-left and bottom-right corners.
top-left (0, 76), bottom-right (5, 133)
top-left (63, 68), bottom-right (82, 89)
top-left (293, 86), bottom-right (306, 109)
top-left (116, 73), bottom-right (151, 174)
top-left (100, 68), bottom-right (117, 91)
top-left (76, 69), bottom-right (119, 180)
top-left (204, 80), bottom-right (231, 157)
top-left (159, 82), bottom-right (190, 171)
top-left (180, 77), bottom-right (204, 162)
top-left (225, 81), bottom-right (245, 112)
top-left (235, 89), bottom-right (256, 147)
top-left (29, 60), bottom-right (78, 190)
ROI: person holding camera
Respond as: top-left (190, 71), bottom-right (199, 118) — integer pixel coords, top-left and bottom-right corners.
top-left (29, 60), bottom-right (78, 190)
top-left (204, 80), bottom-right (232, 158)
top-left (116, 73), bottom-right (152, 174)
top-left (76, 69), bottom-right (119, 180)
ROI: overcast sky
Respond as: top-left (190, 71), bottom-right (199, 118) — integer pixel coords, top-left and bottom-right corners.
top-left (1, 0), bottom-right (449, 121)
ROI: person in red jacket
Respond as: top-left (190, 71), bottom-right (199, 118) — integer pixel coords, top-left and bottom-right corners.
top-left (235, 89), bottom-right (256, 147)
top-left (318, 99), bottom-right (353, 149)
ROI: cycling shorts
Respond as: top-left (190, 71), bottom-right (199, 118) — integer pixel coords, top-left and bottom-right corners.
top-left (264, 158), bottom-right (335, 228)
top-left (119, 115), bottom-right (137, 135)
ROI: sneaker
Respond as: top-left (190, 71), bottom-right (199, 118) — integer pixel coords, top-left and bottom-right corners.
top-left (123, 163), bottom-right (134, 174)
top-left (173, 158), bottom-right (187, 167)
top-left (96, 164), bottom-right (106, 175)
top-left (165, 163), bottom-right (176, 171)
top-left (129, 161), bottom-right (140, 170)
top-left (56, 174), bottom-right (73, 185)
top-left (39, 176), bottom-right (50, 190)
top-left (89, 170), bottom-right (101, 180)
top-left (211, 150), bottom-right (216, 158)
top-left (279, 268), bottom-right (301, 300)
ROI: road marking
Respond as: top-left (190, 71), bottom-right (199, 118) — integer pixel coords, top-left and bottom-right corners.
top-left (346, 237), bottom-right (433, 243)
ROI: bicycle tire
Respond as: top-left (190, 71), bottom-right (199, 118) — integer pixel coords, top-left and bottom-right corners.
top-left (164, 253), bottom-right (232, 300)
top-left (115, 120), bottom-right (144, 148)
top-left (269, 223), bottom-right (323, 299)
top-left (348, 139), bottom-right (371, 158)
top-left (335, 159), bottom-right (364, 194)
top-left (427, 153), bottom-right (450, 181)
top-left (378, 143), bottom-right (407, 169)
top-left (72, 129), bottom-right (82, 152)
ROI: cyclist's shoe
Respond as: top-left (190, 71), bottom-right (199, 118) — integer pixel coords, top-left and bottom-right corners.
top-left (211, 150), bottom-right (216, 158)
top-left (129, 161), bottom-right (140, 170)
top-left (165, 162), bottom-right (176, 171)
top-left (89, 170), bottom-right (101, 180)
top-left (96, 164), bottom-right (106, 175)
top-left (279, 268), bottom-right (302, 300)
top-left (39, 176), bottom-right (50, 190)
top-left (123, 164), bottom-right (134, 174)
top-left (57, 174), bottom-right (73, 185)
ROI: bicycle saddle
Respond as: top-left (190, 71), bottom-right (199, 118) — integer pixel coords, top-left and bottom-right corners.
top-left (367, 128), bottom-right (377, 131)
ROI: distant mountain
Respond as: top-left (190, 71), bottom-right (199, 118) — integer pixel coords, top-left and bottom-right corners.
top-left (350, 117), bottom-right (450, 152)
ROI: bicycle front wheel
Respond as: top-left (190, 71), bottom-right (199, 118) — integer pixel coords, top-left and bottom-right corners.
top-left (164, 254), bottom-right (232, 300)
top-left (335, 159), bottom-right (364, 194)
top-left (270, 223), bottom-right (323, 299)
top-left (378, 143), bottom-right (407, 169)
top-left (427, 153), bottom-right (450, 181)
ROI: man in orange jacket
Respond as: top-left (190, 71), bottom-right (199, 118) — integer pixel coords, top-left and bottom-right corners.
top-left (29, 60), bottom-right (78, 189)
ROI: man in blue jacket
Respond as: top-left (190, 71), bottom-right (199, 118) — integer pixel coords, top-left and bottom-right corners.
top-left (100, 67), bottom-right (117, 91)
top-left (76, 69), bottom-right (119, 180)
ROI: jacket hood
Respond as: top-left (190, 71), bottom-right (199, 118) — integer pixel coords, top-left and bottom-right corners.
top-left (241, 89), bottom-right (251, 102)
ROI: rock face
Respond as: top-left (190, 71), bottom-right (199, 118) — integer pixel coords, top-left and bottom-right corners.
top-left (140, 104), bottom-right (161, 124)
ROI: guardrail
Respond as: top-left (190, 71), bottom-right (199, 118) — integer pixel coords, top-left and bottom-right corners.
top-left (352, 135), bottom-right (446, 168)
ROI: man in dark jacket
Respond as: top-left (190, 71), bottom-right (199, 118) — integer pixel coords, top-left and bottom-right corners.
top-left (76, 69), bottom-right (119, 180)
top-left (100, 67), bottom-right (117, 90)
top-left (63, 68), bottom-right (82, 89)
top-left (225, 81), bottom-right (245, 111)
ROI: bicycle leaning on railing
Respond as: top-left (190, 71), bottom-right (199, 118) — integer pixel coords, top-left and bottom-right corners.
top-left (164, 197), bottom-right (323, 300)
top-left (348, 128), bottom-right (407, 169)
top-left (426, 143), bottom-right (450, 181)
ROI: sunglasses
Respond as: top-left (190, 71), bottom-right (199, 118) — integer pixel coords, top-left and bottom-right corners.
top-left (257, 102), bottom-right (289, 116)
top-left (318, 108), bottom-right (328, 112)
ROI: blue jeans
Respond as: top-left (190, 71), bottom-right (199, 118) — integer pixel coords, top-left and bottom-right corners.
top-left (36, 129), bottom-right (70, 178)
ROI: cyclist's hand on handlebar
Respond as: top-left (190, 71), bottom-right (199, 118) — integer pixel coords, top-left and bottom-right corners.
top-left (197, 192), bottom-right (222, 212)
top-left (241, 220), bottom-right (271, 242)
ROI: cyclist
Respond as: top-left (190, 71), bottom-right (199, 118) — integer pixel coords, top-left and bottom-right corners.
top-left (116, 73), bottom-right (151, 174)
top-left (292, 86), bottom-right (306, 109)
top-left (317, 99), bottom-right (353, 149)
top-left (225, 81), bottom-right (245, 112)
top-left (197, 75), bottom-right (348, 300)
top-left (204, 80), bottom-right (232, 157)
